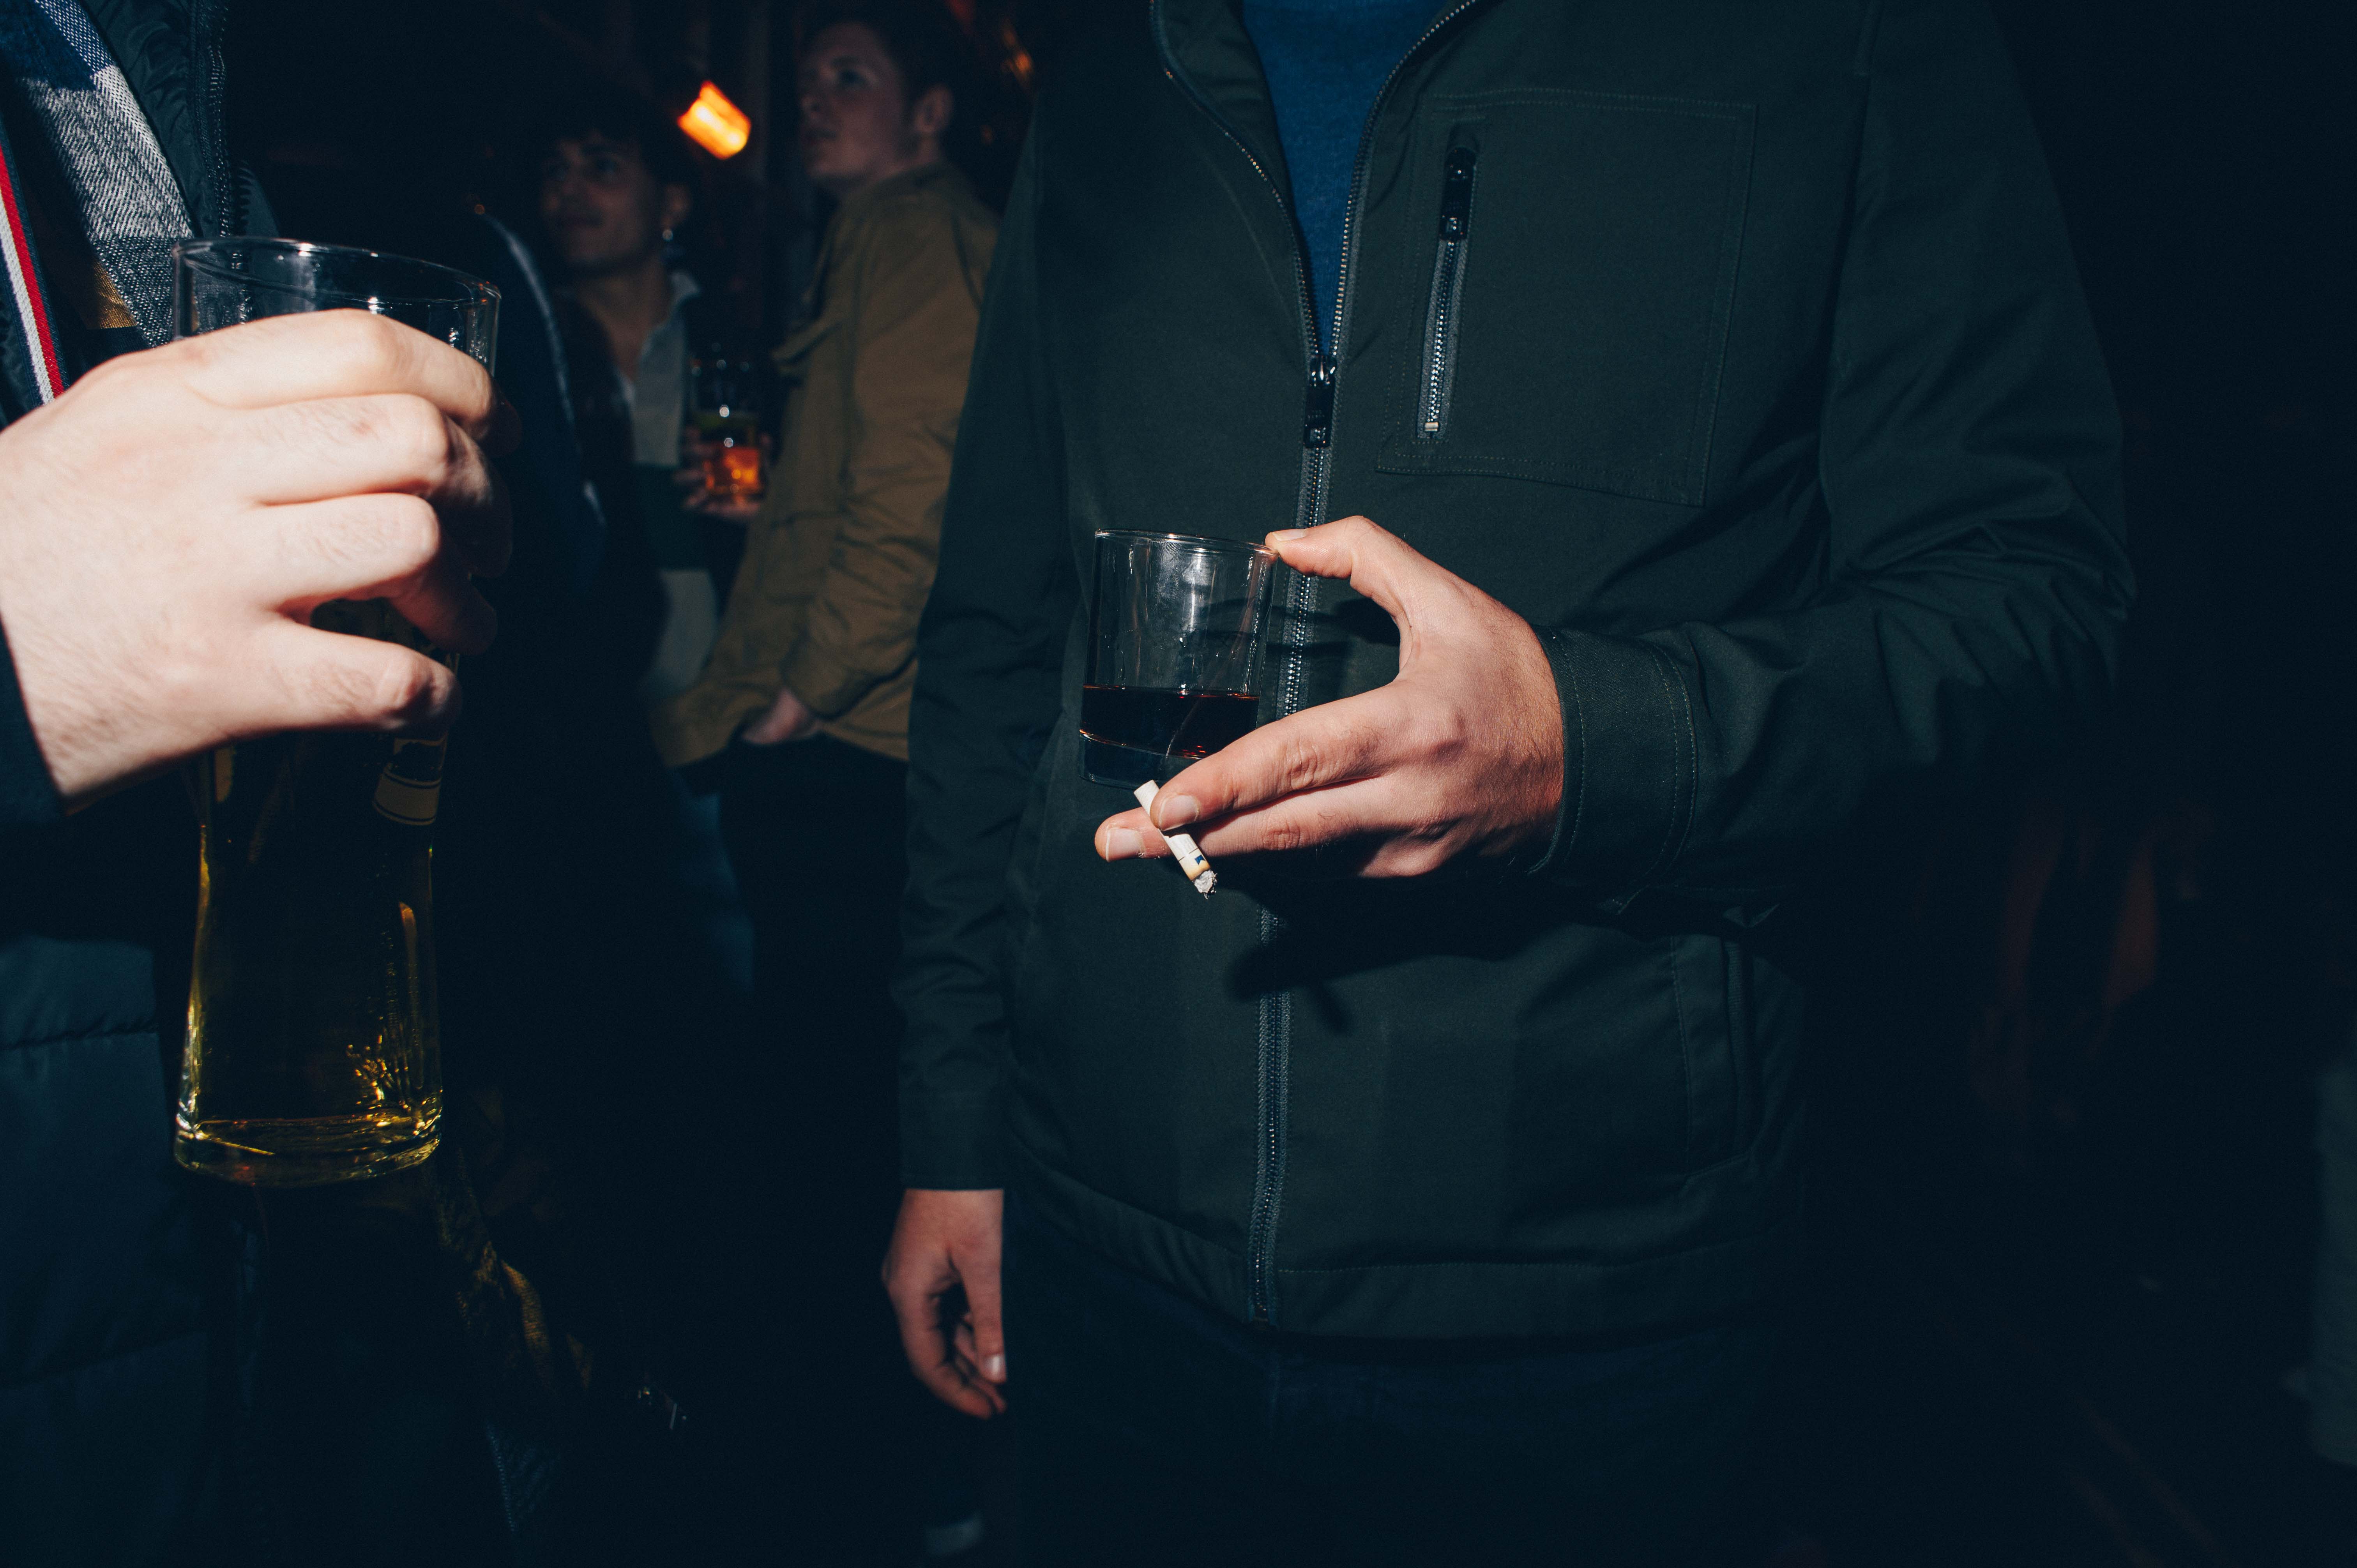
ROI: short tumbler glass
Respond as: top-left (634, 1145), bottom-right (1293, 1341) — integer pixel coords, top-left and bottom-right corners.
top-left (172, 238), bottom-right (497, 1187)
top-left (1080, 530), bottom-right (1277, 788)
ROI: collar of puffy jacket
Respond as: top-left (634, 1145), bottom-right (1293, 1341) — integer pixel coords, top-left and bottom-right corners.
top-left (0, 0), bottom-right (228, 417)
top-left (77, 0), bottom-right (232, 237)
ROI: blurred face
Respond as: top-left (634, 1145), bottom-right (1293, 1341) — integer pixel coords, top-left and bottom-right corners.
top-left (538, 132), bottom-right (690, 278)
top-left (797, 22), bottom-right (950, 201)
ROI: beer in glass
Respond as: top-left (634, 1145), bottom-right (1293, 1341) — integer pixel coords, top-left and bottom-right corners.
top-left (171, 238), bottom-right (497, 1186)
top-left (690, 346), bottom-right (765, 499)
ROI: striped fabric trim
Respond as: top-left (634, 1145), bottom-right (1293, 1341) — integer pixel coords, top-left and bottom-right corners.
top-left (0, 139), bottom-right (62, 403)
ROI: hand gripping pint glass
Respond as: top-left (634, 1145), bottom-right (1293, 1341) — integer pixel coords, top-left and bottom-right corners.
top-left (171, 238), bottom-right (498, 1186)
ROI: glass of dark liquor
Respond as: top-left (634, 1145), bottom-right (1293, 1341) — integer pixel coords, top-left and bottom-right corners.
top-left (171, 238), bottom-right (498, 1187)
top-left (690, 346), bottom-right (763, 500)
top-left (1080, 531), bottom-right (1277, 788)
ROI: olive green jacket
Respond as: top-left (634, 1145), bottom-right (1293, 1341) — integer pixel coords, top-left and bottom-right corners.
top-left (652, 163), bottom-right (997, 765)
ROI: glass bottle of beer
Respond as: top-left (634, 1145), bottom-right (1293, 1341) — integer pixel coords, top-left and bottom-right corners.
top-left (174, 599), bottom-right (446, 1186)
top-left (168, 237), bottom-right (496, 1187)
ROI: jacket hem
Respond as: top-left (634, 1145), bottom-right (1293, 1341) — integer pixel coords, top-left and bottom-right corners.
top-left (1015, 1144), bottom-right (1798, 1341)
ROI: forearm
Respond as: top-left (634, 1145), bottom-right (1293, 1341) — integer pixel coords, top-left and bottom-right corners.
top-left (1522, 0), bottom-right (2131, 904)
top-left (1530, 550), bottom-right (2126, 903)
top-left (894, 127), bottom-right (1065, 1186)
top-left (895, 606), bottom-right (1065, 1187)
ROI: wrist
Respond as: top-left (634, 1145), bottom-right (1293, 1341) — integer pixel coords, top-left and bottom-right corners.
top-left (1505, 618), bottom-right (1566, 859)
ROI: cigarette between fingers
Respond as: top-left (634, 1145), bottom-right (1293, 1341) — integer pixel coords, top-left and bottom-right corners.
top-left (1134, 780), bottom-right (1216, 896)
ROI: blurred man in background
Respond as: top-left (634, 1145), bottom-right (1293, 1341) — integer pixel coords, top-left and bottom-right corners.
top-left (538, 94), bottom-right (754, 997)
top-left (659, 0), bottom-right (999, 1556)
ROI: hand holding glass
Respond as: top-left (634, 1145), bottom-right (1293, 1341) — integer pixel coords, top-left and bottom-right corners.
top-left (172, 238), bottom-right (497, 1187)
top-left (1080, 531), bottom-right (1276, 789)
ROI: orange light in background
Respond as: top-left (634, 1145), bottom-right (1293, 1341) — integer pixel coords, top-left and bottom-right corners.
top-left (678, 82), bottom-right (751, 159)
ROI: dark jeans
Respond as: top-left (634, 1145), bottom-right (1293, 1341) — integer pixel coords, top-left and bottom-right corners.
top-left (703, 734), bottom-right (957, 1553)
top-left (1007, 1195), bottom-right (1776, 1567)
top-left (719, 731), bottom-right (910, 1235)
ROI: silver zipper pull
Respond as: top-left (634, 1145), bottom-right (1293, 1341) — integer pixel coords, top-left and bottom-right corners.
top-left (1301, 352), bottom-right (1336, 449)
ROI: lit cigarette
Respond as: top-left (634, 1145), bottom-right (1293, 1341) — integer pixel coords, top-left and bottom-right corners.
top-left (1134, 780), bottom-right (1216, 896)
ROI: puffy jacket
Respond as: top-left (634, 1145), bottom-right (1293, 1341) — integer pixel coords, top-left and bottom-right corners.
top-left (0, 2), bottom-right (245, 1560)
top-left (898, 0), bottom-right (2131, 1338)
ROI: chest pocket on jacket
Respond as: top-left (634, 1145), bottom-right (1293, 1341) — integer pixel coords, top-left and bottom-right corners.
top-left (1374, 91), bottom-right (1754, 508)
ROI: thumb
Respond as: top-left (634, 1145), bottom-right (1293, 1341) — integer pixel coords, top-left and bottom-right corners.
top-left (964, 1236), bottom-right (1006, 1384)
top-left (1266, 515), bottom-right (1435, 631)
top-left (254, 621), bottom-right (460, 736)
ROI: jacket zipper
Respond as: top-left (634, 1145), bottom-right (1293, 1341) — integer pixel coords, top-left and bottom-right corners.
top-left (193, 0), bottom-right (236, 236)
top-left (1156, 0), bottom-right (1490, 1327)
top-left (1416, 147), bottom-right (1477, 441)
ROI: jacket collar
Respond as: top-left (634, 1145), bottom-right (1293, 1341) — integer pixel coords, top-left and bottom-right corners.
top-left (1152, 0), bottom-right (1293, 201)
top-left (1151, 0), bottom-right (1492, 216)
top-left (806, 161), bottom-right (975, 320)
top-left (80, 0), bottom-right (231, 238)
top-left (828, 157), bottom-right (973, 226)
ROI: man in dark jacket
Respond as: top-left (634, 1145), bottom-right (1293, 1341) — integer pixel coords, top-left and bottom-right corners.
top-left (883, 0), bottom-right (2130, 1560)
top-left (0, 2), bottom-right (508, 1559)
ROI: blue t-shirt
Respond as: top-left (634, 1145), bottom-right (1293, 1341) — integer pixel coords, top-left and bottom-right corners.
top-left (1240, 0), bottom-right (1437, 348)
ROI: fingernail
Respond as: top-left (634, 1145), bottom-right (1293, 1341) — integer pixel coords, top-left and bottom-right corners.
top-left (1103, 827), bottom-right (1144, 859)
top-left (1268, 529), bottom-right (1307, 544)
top-left (1154, 795), bottom-right (1200, 830)
top-left (982, 1354), bottom-right (1005, 1381)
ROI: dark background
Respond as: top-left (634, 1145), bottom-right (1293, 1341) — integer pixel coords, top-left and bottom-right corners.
top-left (223, 1), bottom-right (2356, 1562)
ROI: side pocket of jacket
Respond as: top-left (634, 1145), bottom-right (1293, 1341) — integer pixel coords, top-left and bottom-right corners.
top-left (1669, 932), bottom-right (1754, 1169)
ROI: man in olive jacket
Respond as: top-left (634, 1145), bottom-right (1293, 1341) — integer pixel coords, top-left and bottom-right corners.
top-left (885, 0), bottom-right (2129, 1559)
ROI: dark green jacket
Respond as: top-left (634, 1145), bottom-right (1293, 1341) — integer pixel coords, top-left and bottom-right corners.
top-left (898, 0), bottom-right (2129, 1338)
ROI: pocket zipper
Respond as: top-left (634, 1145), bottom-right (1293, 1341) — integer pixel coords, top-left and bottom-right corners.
top-left (1416, 147), bottom-right (1478, 442)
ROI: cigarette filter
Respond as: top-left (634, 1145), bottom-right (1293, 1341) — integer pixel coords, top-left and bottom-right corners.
top-left (1133, 780), bottom-right (1216, 896)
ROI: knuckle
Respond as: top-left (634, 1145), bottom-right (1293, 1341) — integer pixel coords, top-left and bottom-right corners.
top-left (381, 395), bottom-right (456, 480)
top-left (453, 357), bottom-right (496, 421)
top-left (367, 652), bottom-right (441, 722)
top-left (1398, 842), bottom-right (1450, 878)
top-left (1407, 705), bottom-right (1467, 761)
top-left (73, 351), bottom-right (142, 397)
top-left (372, 494), bottom-right (442, 572)
top-left (1260, 814), bottom-right (1313, 855)
top-left (281, 640), bottom-right (438, 729)
top-left (1277, 729), bottom-right (1335, 791)
top-left (293, 393), bottom-right (443, 483)
top-left (323, 309), bottom-right (408, 378)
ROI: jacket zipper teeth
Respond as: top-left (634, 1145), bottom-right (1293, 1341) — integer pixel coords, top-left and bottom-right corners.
top-left (1418, 148), bottom-right (1477, 440)
top-left (1156, 0), bottom-right (1490, 1327)
top-left (196, 0), bottom-right (234, 236)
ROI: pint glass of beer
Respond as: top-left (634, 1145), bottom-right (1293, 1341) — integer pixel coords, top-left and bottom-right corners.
top-left (171, 239), bottom-right (498, 1186)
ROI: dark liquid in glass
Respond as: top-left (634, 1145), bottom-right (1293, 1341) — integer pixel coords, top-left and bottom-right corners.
top-left (1080, 686), bottom-right (1257, 772)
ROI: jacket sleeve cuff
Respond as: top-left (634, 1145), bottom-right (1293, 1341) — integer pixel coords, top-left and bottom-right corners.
top-left (0, 618), bottom-right (61, 828)
top-left (898, 1089), bottom-right (1004, 1190)
top-left (1525, 627), bottom-right (1696, 893)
